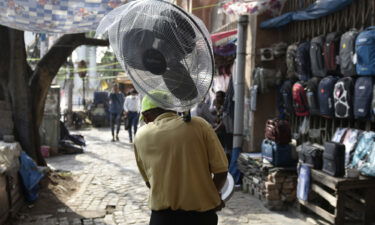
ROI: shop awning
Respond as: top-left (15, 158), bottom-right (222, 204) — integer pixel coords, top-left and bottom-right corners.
top-left (211, 29), bottom-right (237, 43)
top-left (260, 0), bottom-right (354, 29)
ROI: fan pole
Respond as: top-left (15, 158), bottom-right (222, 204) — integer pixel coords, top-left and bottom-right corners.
top-left (230, 15), bottom-right (248, 184)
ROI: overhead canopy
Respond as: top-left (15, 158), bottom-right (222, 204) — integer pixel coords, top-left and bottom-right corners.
top-left (0, 0), bottom-right (128, 33)
top-left (222, 0), bottom-right (286, 17)
top-left (260, 0), bottom-right (354, 29)
top-left (211, 29), bottom-right (237, 43)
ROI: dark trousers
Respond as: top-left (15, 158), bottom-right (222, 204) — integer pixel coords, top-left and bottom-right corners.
top-left (150, 209), bottom-right (218, 225)
top-left (110, 112), bottom-right (121, 136)
top-left (127, 111), bottom-right (139, 141)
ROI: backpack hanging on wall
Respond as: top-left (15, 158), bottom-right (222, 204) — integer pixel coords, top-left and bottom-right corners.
top-left (324, 32), bottom-right (341, 74)
top-left (306, 77), bottom-right (321, 116)
top-left (292, 82), bottom-right (309, 116)
top-left (334, 77), bottom-right (355, 118)
top-left (355, 26), bottom-right (375, 76)
top-left (354, 77), bottom-right (373, 119)
top-left (280, 80), bottom-right (294, 115)
top-left (296, 41), bottom-right (311, 81)
top-left (310, 35), bottom-right (326, 77)
top-left (286, 43), bottom-right (299, 80)
top-left (318, 76), bottom-right (338, 118)
top-left (340, 29), bottom-right (359, 76)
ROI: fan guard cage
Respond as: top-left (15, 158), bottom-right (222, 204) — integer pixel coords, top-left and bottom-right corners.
top-left (97, 0), bottom-right (214, 112)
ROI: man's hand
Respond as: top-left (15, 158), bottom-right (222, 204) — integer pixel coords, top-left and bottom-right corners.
top-left (213, 199), bottom-right (225, 212)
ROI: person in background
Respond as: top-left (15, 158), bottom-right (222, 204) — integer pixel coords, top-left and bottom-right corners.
top-left (134, 92), bottom-right (228, 225)
top-left (124, 89), bottom-right (140, 143)
top-left (213, 91), bottom-right (233, 161)
top-left (191, 96), bottom-right (215, 125)
top-left (109, 84), bottom-right (125, 142)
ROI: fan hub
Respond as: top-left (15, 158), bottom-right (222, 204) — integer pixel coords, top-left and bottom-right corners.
top-left (142, 49), bottom-right (167, 75)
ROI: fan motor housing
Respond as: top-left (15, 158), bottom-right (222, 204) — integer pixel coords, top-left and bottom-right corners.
top-left (142, 49), bottom-right (167, 74)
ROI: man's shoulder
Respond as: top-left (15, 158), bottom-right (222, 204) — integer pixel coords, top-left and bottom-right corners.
top-left (191, 116), bottom-right (212, 130)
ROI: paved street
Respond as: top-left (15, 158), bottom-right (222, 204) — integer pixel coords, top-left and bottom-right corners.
top-left (15, 127), bottom-right (309, 225)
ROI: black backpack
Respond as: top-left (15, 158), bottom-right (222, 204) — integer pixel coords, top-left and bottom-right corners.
top-left (310, 35), bottom-right (326, 77)
top-left (339, 29), bottom-right (359, 76)
top-left (318, 76), bottom-right (339, 118)
top-left (334, 77), bottom-right (355, 118)
top-left (323, 141), bottom-right (346, 177)
top-left (324, 32), bottom-right (341, 74)
top-left (306, 77), bottom-right (321, 116)
top-left (280, 80), bottom-right (294, 115)
top-left (354, 77), bottom-right (373, 120)
top-left (286, 43), bottom-right (299, 80)
top-left (295, 41), bottom-right (311, 81)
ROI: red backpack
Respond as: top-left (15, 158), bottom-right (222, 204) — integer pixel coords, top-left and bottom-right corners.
top-left (265, 119), bottom-right (292, 145)
top-left (292, 82), bottom-right (309, 116)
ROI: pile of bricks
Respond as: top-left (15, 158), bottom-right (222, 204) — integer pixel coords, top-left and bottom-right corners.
top-left (0, 101), bottom-right (14, 141)
top-left (239, 153), bottom-right (297, 211)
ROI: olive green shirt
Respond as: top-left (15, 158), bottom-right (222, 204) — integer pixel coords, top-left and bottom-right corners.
top-left (134, 112), bottom-right (228, 212)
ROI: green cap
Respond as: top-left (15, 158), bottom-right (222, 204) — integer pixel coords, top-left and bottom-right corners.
top-left (140, 90), bottom-right (171, 121)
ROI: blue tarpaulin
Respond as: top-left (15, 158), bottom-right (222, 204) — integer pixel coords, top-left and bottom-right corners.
top-left (19, 152), bottom-right (44, 202)
top-left (260, 0), bottom-right (354, 29)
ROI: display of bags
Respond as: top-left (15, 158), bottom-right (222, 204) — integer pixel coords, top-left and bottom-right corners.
top-left (286, 43), bottom-right (299, 79)
top-left (261, 139), bottom-right (295, 167)
top-left (297, 164), bottom-right (311, 201)
top-left (351, 131), bottom-right (375, 168)
top-left (318, 76), bottom-right (338, 117)
top-left (306, 77), bottom-right (321, 116)
top-left (334, 77), bottom-right (355, 118)
top-left (265, 119), bottom-right (291, 145)
top-left (324, 32), bottom-right (341, 73)
top-left (323, 141), bottom-right (346, 177)
top-left (341, 129), bottom-right (362, 166)
top-left (280, 80), bottom-right (294, 115)
top-left (355, 26), bottom-right (375, 76)
top-left (298, 142), bottom-right (323, 169)
top-left (296, 41), bottom-right (311, 81)
top-left (360, 144), bottom-right (375, 177)
top-left (310, 35), bottom-right (326, 77)
top-left (292, 82), bottom-right (309, 116)
top-left (339, 29), bottom-right (359, 76)
top-left (354, 77), bottom-right (373, 119)
top-left (331, 127), bottom-right (348, 143)
top-left (253, 67), bottom-right (282, 93)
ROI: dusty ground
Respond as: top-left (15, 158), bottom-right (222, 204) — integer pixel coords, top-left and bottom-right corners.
top-left (9, 127), bottom-right (311, 225)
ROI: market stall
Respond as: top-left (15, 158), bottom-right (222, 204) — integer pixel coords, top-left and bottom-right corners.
top-left (239, 0), bottom-right (375, 224)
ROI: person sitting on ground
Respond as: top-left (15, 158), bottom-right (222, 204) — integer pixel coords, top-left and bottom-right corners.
top-left (109, 84), bottom-right (124, 142)
top-left (123, 89), bottom-right (140, 143)
top-left (134, 92), bottom-right (228, 225)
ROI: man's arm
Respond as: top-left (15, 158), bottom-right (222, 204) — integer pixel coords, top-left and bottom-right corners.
top-left (213, 171), bottom-right (227, 192)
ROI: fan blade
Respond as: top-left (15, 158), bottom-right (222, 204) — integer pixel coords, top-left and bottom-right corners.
top-left (162, 63), bottom-right (198, 101)
top-left (122, 28), bottom-right (156, 71)
top-left (153, 9), bottom-right (196, 56)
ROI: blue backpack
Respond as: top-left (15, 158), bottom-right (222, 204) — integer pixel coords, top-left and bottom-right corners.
top-left (261, 139), bottom-right (295, 167)
top-left (356, 27), bottom-right (375, 75)
top-left (296, 41), bottom-right (311, 81)
top-left (318, 76), bottom-right (338, 118)
top-left (354, 77), bottom-right (373, 119)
